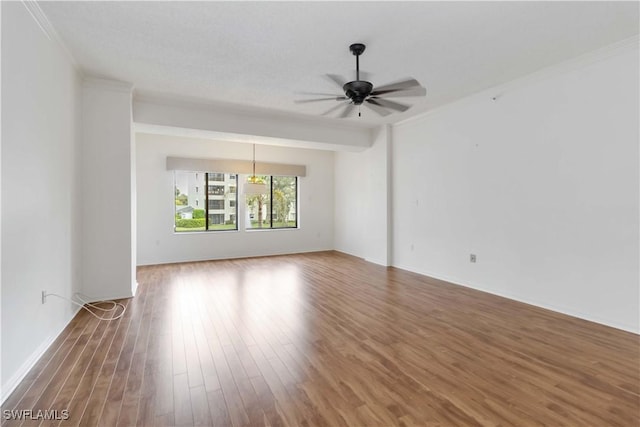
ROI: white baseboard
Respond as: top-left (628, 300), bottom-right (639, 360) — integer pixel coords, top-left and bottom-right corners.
top-left (0, 306), bottom-right (81, 405)
top-left (394, 263), bottom-right (639, 335)
top-left (77, 291), bottom-right (136, 304)
top-left (131, 280), bottom-right (138, 297)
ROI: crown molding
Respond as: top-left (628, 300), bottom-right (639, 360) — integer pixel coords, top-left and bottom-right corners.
top-left (395, 35), bottom-right (640, 128)
top-left (82, 76), bottom-right (134, 94)
top-left (22, 1), bottom-right (79, 70)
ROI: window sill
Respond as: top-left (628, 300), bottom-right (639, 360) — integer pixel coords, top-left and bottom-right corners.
top-left (245, 227), bottom-right (300, 232)
top-left (173, 229), bottom-right (239, 235)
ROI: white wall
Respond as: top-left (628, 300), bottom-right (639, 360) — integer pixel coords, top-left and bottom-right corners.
top-left (392, 45), bottom-right (639, 333)
top-left (334, 126), bottom-right (391, 265)
top-left (1, 2), bottom-right (82, 397)
top-left (81, 79), bottom-right (136, 299)
top-left (136, 133), bottom-right (334, 265)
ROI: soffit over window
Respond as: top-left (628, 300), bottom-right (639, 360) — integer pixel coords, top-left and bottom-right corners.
top-left (166, 157), bottom-right (306, 177)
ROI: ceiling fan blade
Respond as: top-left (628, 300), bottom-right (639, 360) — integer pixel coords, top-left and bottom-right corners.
top-left (338, 103), bottom-right (356, 118)
top-left (373, 78), bottom-right (421, 94)
top-left (364, 99), bottom-right (391, 117)
top-left (368, 97), bottom-right (411, 112)
top-left (294, 97), bottom-right (346, 104)
top-left (370, 87), bottom-right (426, 98)
top-left (325, 74), bottom-right (347, 88)
top-left (321, 103), bottom-right (347, 116)
top-left (295, 91), bottom-right (344, 97)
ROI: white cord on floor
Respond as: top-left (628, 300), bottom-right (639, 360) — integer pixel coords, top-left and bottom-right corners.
top-left (45, 292), bottom-right (126, 321)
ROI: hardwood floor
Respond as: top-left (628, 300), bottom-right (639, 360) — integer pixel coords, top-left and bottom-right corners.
top-left (2, 251), bottom-right (638, 426)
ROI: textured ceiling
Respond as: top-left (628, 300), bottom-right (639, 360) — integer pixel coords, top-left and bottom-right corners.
top-left (40, 1), bottom-right (639, 127)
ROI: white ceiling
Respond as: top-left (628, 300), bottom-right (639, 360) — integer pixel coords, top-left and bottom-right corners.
top-left (40, 1), bottom-right (639, 127)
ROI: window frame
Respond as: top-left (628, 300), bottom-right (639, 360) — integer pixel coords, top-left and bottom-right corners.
top-left (174, 171), bottom-right (239, 233)
top-left (246, 175), bottom-right (298, 230)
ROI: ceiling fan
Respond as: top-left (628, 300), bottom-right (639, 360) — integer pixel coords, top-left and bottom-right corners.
top-left (295, 43), bottom-right (426, 118)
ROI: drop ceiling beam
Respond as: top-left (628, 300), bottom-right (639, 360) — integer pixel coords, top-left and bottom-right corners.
top-left (133, 94), bottom-right (373, 152)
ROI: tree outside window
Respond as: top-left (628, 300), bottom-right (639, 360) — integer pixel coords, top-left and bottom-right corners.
top-left (246, 176), bottom-right (297, 229)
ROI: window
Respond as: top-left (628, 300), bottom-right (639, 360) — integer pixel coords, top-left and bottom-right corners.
top-left (246, 176), bottom-right (297, 229)
top-left (208, 199), bottom-right (224, 210)
top-left (174, 171), bottom-right (238, 232)
top-left (208, 185), bottom-right (225, 195)
top-left (208, 214), bottom-right (225, 224)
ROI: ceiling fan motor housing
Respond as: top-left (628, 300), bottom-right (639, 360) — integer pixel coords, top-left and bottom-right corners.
top-left (343, 80), bottom-right (373, 105)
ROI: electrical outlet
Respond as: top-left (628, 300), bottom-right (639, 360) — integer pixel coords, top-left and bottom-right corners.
top-left (470, 254), bottom-right (477, 263)
top-left (42, 290), bottom-right (47, 304)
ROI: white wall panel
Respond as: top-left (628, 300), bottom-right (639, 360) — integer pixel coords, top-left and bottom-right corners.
top-left (392, 46), bottom-right (639, 332)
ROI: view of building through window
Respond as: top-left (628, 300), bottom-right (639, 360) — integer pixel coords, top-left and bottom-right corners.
top-left (174, 171), bottom-right (238, 232)
top-left (174, 172), bottom-right (298, 232)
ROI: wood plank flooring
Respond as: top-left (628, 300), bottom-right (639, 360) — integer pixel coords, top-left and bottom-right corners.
top-left (2, 251), bottom-right (638, 426)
